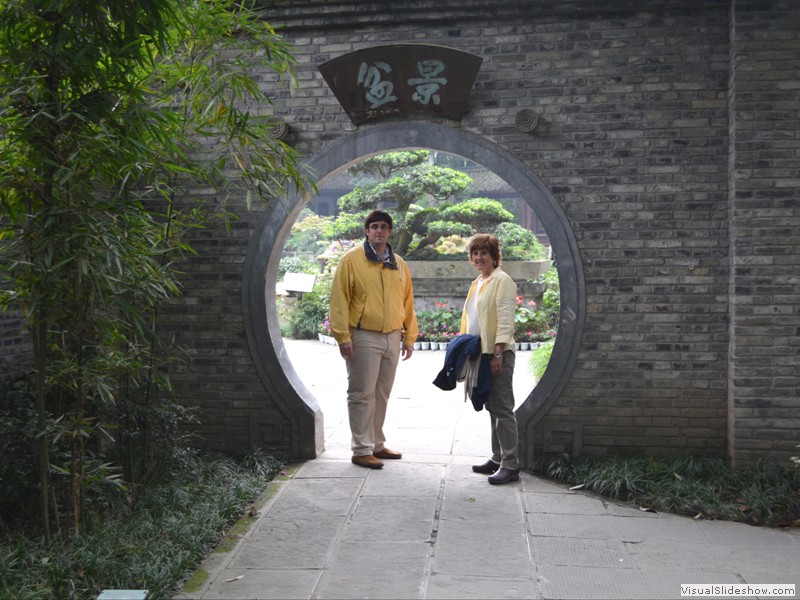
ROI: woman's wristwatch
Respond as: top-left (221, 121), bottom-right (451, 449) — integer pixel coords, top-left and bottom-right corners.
top-left (493, 352), bottom-right (502, 358)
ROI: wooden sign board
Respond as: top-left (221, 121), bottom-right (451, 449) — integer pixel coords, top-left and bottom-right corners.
top-left (319, 44), bottom-right (483, 125)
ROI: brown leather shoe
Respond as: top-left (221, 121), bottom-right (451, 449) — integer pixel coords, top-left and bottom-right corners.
top-left (352, 454), bottom-right (384, 469)
top-left (373, 448), bottom-right (402, 460)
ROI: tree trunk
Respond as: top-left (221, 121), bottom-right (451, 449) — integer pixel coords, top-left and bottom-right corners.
top-left (33, 317), bottom-right (51, 541)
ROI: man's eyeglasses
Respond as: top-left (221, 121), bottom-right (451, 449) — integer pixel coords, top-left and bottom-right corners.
top-left (368, 223), bottom-right (391, 231)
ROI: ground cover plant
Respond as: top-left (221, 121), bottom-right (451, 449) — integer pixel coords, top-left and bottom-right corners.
top-left (541, 453), bottom-right (800, 528)
top-left (0, 448), bottom-right (283, 600)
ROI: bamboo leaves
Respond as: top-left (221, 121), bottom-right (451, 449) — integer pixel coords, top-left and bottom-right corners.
top-left (0, 0), bottom-right (312, 536)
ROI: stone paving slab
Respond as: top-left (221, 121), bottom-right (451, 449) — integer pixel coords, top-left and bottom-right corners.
top-left (227, 516), bottom-right (344, 570)
top-left (521, 476), bottom-right (575, 495)
top-left (532, 536), bottom-right (631, 569)
top-left (431, 468), bottom-right (533, 579)
top-left (621, 539), bottom-right (800, 574)
top-left (259, 477), bottom-right (362, 518)
top-left (175, 341), bottom-right (800, 599)
top-left (344, 494), bottom-right (440, 542)
top-left (198, 568), bottom-right (321, 600)
top-left (291, 459), bottom-right (367, 479)
top-left (537, 565), bottom-right (745, 599)
top-left (314, 540), bottom-right (430, 599)
top-left (693, 518), bottom-right (800, 548)
top-left (527, 511), bottom-right (710, 543)
top-left (425, 573), bottom-right (536, 599)
top-left (433, 516), bottom-right (533, 577)
top-left (523, 490), bottom-right (609, 515)
top-left (360, 461), bottom-right (445, 497)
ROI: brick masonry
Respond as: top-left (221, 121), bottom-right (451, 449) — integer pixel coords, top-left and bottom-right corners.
top-left (726, 0), bottom-right (800, 462)
top-left (3, 0), bottom-right (798, 465)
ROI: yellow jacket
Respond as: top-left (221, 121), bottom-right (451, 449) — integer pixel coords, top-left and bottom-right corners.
top-left (460, 267), bottom-right (517, 355)
top-left (329, 243), bottom-right (418, 346)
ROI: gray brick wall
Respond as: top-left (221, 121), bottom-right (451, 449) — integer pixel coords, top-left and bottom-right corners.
top-left (505, 4), bottom-right (733, 458)
top-left (0, 309), bottom-right (31, 385)
top-left (250, 0), bottom-right (736, 458)
top-left (727, 0), bottom-right (800, 463)
top-left (252, 0), bottom-right (792, 462)
top-left (3, 0), bottom-right (797, 463)
top-left (159, 210), bottom-right (292, 455)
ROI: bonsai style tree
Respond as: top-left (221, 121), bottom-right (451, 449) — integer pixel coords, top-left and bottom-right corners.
top-left (322, 150), bottom-right (549, 261)
top-left (333, 150), bottom-right (472, 255)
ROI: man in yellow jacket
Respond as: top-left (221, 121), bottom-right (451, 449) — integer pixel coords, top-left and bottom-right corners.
top-left (329, 210), bottom-right (419, 469)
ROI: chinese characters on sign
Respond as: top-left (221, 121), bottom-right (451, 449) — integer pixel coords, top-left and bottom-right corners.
top-left (319, 44), bottom-right (482, 124)
top-left (357, 59), bottom-right (448, 109)
top-left (357, 61), bottom-right (397, 108)
top-left (408, 60), bottom-right (447, 106)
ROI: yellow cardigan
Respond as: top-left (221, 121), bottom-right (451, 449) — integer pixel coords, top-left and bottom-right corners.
top-left (329, 246), bottom-right (418, 346)
top-left (459, 267), bottom-right (517, 355)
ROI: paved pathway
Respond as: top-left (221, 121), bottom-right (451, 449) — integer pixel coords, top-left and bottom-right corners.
top-left (177, 340), bottom-right (800, 599)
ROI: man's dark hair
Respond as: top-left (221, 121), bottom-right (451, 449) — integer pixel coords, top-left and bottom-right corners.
top-left (364, 209), bottom-right (393, 230)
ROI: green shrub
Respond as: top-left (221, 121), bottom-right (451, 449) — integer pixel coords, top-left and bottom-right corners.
top-left (538, 265), bottom-right (560, 327)
top-left (541, 454), bottom-right (800, 527)
top-left (284, 211), bottom-right (334, 254)
top-left (495, 221), bottom-right (548, 260)
top-left (279, 273), bottom-right (333, 340)
top-left (278, 254), bottom-right (318, 279)
top-left (528, 339), bottom-right (554, 382)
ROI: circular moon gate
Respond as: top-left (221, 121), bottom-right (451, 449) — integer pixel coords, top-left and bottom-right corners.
top-left (242, 122), bottom-right (585, 465)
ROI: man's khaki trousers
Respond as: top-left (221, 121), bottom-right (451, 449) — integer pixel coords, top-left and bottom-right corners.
top-left (345, 328), bottom-right (402, 456)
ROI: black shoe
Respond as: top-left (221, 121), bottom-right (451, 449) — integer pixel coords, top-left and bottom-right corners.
top-left (488, 467), bottom-right (520, 485)
top-left (472, 459), bottom-right (500, 474)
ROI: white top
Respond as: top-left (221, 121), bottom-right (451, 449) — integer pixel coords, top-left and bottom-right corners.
top-left (465, 278), bottom-right (482, 336)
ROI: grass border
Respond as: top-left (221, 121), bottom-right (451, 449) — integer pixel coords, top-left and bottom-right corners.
top-left (176, 464), bottom-right (300, 597)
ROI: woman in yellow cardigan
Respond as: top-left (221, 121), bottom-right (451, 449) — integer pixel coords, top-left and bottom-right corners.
top-left (460, 233), bottom-right (520, 484)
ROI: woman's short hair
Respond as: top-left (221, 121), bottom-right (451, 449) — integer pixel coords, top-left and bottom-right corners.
top-left (364, 209), bottom-right (393, 230)
top-left (468, 233), bottom-right (502, 266)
